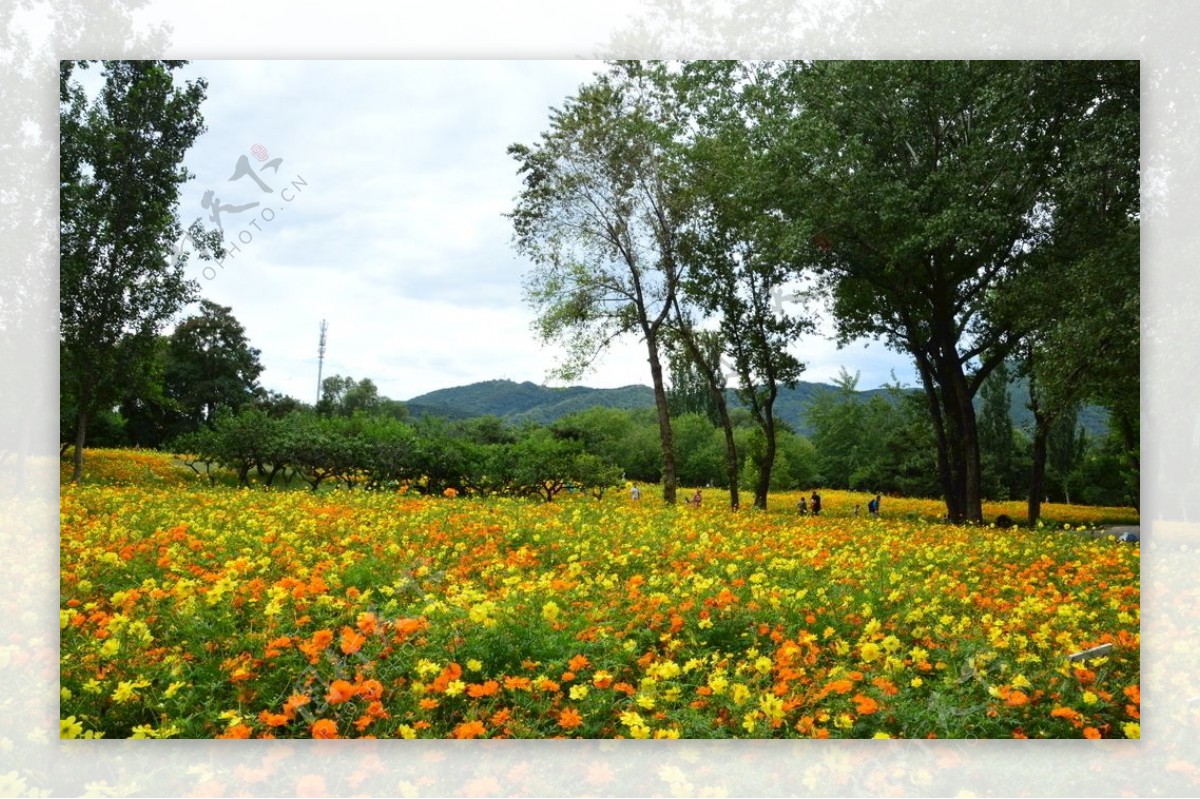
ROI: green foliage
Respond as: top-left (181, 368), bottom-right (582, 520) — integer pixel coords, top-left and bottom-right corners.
top-left (978, 362), bottom-right (1017, 500)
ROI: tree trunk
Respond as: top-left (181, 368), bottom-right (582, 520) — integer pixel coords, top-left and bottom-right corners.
top-left (918, 349), bottom-right (985, 524)
top-left (72, 403), bottom-right (89, 483)
top-left (646, 333), bottom-right (677, 505)
top-left (1028, 414), bottom-right (1049, 528)
top-left (713, 393), bottom-right (740, 510)
top-left (753, 413), bottom-right (776, 511)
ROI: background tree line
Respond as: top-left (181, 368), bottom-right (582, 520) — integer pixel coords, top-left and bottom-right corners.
top-left (62, 296), bottom-right (1135, 508)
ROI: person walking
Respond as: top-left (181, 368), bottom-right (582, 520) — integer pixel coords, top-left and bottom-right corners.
top-left (798, 497), bottom-right (808, 515)
top-left (811, 491), bottom-right (822, 516)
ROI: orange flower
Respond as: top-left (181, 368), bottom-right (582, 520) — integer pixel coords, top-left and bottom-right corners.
top-left (259, 711), bottom-right (290, 727)
top-left (568, 654), bottom-right (591, 672)
top-left (467, 680), bottom-right (500, 698)
top-left (1051, 706), bottom-right (1082, 723)
top-left (311, 719), bottom-right (338, 739)
top-left (358, 679), bottom-right (384, 702)
top-left (283, 693), bottom-right (311, 717)
top-left (264, 636), bottom-right (293, 658)
top-left (218, 723), bottom-right (252, 739)
top-left (558, 707), bottom-right (584, 730)
top-left (431, 662), bottom-right (463, 693)
top-left (561, 671), bottom-right (576, 682)
top-left (504, 676), bottom-right (533, 692)
top-left (326, 679), bottom-right (358, 704)
top-left (340, 627), bottom-right (366, 655)
top-left (394, 617), bottom-right (427, 640)
top-left (356, 612), bottom-right (378, 635)
top-left (1083, 727), bottom-right (1101, 739)
top-left (1004, 690), bottom-right (1030, 707)
top-left (419, 698), bottom-right (440, 710)
top-left (1123, 685), bottom-right (1140, 705)
top-left (298, 629), bottom-right (334, 664)
top-left (452, 720), bottom-right (486, 739)
top-left (538, 679), bottom-right (561, 693)
top-left (825, 679), bottom-right (854, 696)
top-left (853, 694), bottom-right (879, 715)
top-left (871, 677), bottom-right (899, 696)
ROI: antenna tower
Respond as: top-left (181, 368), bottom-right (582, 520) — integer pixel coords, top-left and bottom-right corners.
top-left (316, 319), bottom-right (328, 404)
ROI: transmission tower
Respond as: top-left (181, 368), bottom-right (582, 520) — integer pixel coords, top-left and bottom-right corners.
top-left (316, 319), bottom-right (328, 404)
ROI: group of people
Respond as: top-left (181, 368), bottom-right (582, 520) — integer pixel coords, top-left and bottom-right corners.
top-left (629, 485), bottom-right (705, 507)
top-left (628, 483), bottom-right (883, 517)
top-left (798, 492), bottom-right (883, 518)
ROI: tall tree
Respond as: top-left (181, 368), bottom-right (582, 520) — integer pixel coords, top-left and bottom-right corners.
top-left (677, 60), bottom-right (812, 511)
top-left (1005, 61), bottom-right (1140, 524)
top-left (764, 60), bottom-right (1118, 523)
top-left (165, 300), bottom-right (263, 429)
top-left (60, 60), bottom-right (217, 481)
top-left (508, 62), bottom-right (689, 503)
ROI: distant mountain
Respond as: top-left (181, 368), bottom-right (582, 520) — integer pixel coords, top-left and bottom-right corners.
top-left (406, 380), bottom-right (656, 426)
top-left (405, 378), bottom-right (1109, 439)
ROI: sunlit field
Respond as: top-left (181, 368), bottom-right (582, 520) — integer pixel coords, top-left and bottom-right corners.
top-left (60, 449), bottom-right (1139, 739)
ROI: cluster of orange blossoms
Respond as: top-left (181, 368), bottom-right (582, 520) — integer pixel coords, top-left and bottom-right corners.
top-left (60, 450), bottom-right (1139, 740)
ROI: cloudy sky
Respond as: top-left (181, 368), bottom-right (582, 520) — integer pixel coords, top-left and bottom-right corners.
top-left (167, 60), bottom-right (915, 403)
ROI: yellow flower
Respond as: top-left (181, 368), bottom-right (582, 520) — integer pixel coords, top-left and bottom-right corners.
top-left (569, 684), bottom-right (589, 701)
top-left (111, 679), bottom-right (149, 703)
top-left (61, 717), bottom-right (84, 739)
top-left (860, 642), bottom-right (882, 663)
top-left (731, 683), bottom-right (751, 705)
top-left (445, 680), bottom-right (466, 696)
top-left (542, 601), bottom-right (561, 623)
top-left (758, 695), bottom-right (785, 722)
top-left (619, 710), bottom-right (644, 728)
top-left (754, 656), bottom-right (773, 675)
top-left (910, 677), bottom-right (923, 688)
top-left (466, 659), bottom-right (483, 672)
top-left (872, 731), bottom-right (892, 739)
top-left (1082, 691), bottom-right (1099, 705)
top-left (1122, 722), bottom-right (1140, 739)
top-left (1011, 674), bottom-right (1032, 690)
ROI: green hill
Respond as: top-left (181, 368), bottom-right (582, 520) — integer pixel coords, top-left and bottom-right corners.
top-left (405, 378), bottom-right (1109, 439)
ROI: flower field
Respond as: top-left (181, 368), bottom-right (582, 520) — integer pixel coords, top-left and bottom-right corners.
top-left (60, 450), bottom-right (1139, 739)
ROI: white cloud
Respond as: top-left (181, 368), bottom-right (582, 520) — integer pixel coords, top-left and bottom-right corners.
top-left (172, 59), bottom-right (914, 402)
